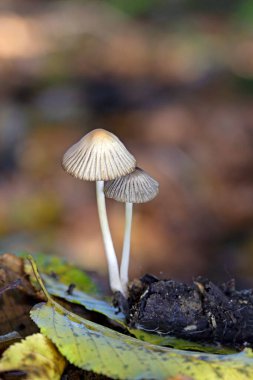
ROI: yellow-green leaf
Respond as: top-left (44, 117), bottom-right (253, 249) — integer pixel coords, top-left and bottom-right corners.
top-left (30, 301), bottom-right (253, 380)
top-left (22, 252), bottom-right (97, 294)
top-left (129, 328), bottom-right (236, 355)
top-left (0, 333), bottom-right (66, 380)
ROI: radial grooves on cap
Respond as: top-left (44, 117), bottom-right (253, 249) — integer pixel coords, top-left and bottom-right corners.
top-left (62, 129), bottom-right (136, 181)
top-left (104, 167), bottom-right (159, 203)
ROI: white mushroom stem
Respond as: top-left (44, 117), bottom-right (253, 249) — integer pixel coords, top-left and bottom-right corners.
top-left (120, 202), bottom-right (133, 294)
top-left (96, 180), bottom-right (124, 294)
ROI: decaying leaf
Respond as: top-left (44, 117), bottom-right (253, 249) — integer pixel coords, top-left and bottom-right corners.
top-left (0, 279), bottom-right (22, 296)
top-left (0, 333), bottom-right (66, 380)
top-left (30, 299), bottom-right (253, 380)
top-left (0, 331), bottom-right (22, 353)
top-left (0, 253), bottom-right (40, 337)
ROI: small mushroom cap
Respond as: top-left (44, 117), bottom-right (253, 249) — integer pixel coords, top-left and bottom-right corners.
top-left (62, 129), bottom-right (136, 181)
top-left (104, 167), bottom-right (159, 203)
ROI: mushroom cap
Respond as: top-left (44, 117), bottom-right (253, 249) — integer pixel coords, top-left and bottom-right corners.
top-left (62, 129), bottom-right (136, 181)
top-left (104, 167), bottom-right (159, 203)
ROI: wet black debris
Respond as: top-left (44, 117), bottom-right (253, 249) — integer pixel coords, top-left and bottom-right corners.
top-left (126, 276), bottom-right (253, 347)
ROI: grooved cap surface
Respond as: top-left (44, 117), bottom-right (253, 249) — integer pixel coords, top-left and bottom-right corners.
top-left (104, 167), bottom-right (159, 203)
top-left (62, 129), bottom-right (136, 181)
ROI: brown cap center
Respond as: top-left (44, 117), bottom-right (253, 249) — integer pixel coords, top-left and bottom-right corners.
top-left (89, 129), bottom-right (114, 142)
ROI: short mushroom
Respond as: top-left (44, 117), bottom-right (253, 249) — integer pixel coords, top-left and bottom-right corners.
top-left (104, 167), bottom-right (159, 294)
top-left (62, 129), bottom-right (136, 295)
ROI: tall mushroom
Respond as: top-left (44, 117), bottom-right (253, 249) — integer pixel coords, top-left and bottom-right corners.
top-left (62, 129), bottom-right (136, 294)
top-left (104, 167), bottom-right (159, 294)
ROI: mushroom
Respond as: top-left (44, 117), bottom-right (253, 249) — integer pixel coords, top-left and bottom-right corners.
top-left (104, 167), bottom-right (159, 294)
top-left (62, 129), bottom-right (136, 294)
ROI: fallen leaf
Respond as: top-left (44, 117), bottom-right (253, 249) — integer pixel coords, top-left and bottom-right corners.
top-left (22, 252), bottom-right (97, 294)
top-left (0, 333), bottom-right (66, 380)
top-left (130, 328), bottom-right (236, 354)
top-left (0, 253), bottom-right (40, 337)
top-left (0, 279), bottom-right (22, 296)
top-left (0, 331), bottom-right (22, 353)
top-left (42, 273), bottom-right (126, 326)
top-left (31, 300), bottom-right (253, 380)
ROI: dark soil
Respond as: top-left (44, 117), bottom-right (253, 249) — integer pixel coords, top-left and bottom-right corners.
top-left (124, 275), bottom-right (253, 348)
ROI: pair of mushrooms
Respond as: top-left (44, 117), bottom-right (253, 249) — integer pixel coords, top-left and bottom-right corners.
top-left (62, 129), bottom-right (159, 297)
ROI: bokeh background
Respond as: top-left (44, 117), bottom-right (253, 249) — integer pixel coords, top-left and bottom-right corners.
top-left (0, 0), bottom-right (253, 289)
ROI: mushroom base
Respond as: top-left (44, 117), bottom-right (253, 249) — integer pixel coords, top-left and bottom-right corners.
top-left (123, 276), bottom-right (253, 348)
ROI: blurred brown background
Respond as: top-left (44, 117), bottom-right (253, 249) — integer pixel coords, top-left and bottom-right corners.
top-left (0, 0), bottom-right (253, 288)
